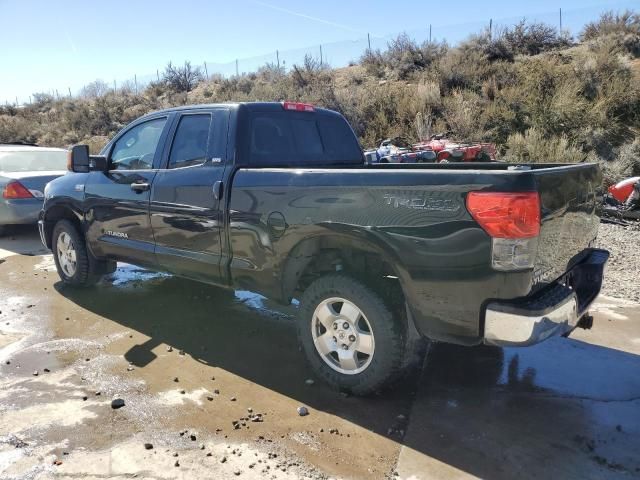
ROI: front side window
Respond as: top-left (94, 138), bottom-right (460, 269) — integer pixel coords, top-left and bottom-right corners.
top-left (168, 114), bottom-right (211, 169)
top-left (110, 117), bottom-right (167, 170)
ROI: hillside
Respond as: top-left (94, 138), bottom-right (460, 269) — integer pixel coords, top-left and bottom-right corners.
top-left (1, 11), bottom-right (639, 183)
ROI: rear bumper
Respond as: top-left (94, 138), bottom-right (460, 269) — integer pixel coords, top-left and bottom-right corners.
top-left (0, 198), bottom-right (43, 225)
top-left (483, 248), bottom-right (609, 347)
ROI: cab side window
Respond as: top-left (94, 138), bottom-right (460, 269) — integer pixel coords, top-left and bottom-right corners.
top-left (110, 117), bottom-right (167, 170)
top-left (168, 114), bottom-right (212, 169)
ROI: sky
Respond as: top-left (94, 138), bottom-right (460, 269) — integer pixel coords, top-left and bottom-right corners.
top-left (1, 0), bottom-right (639, 104)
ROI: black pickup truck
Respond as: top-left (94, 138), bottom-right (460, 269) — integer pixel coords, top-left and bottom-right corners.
top-left (39, 102), bottom-right (609, 394)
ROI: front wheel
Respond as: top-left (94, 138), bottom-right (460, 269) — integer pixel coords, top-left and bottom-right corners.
top-left (52, 220), bottom-right (103, 286)
top-left (297, 274), bottom-right (407, 395)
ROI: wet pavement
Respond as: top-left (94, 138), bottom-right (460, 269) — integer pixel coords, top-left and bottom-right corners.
top-left (1, 227), bottom-right (639, 479)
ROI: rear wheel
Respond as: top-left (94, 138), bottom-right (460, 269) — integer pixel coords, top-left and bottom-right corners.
top-left (297, 274), bottom-right (407, 395)
top-left (52, 220), bottom-right (103, 286)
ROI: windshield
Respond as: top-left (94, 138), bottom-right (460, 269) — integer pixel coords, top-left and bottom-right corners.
top-left (0, 149), bottom-right (68, 172)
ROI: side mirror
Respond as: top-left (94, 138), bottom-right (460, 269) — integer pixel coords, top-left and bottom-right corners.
top-left (67, 145), bottom-right (108, 173)
top-left (68, 145), bottom-right (90, 173)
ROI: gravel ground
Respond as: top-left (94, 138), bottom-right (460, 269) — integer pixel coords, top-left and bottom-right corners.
top-left (597, 221), bottom-right (640, 302)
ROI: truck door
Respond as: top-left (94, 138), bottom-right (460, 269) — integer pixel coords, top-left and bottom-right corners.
top-left (85, 115), bottom-right (171, 267)
top-left (149, 109), bottom-right (229, 284)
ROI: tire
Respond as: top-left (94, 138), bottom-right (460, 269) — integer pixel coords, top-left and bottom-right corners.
top-left (52, 219), bottom-right (103, 286)
top-left (297, 274), bottom-right (407, 395)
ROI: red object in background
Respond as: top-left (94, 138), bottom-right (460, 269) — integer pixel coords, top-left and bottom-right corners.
top-left (609, 176), bottom-right (640, 203)
top-left (412, 138), bottom-right (497, 162)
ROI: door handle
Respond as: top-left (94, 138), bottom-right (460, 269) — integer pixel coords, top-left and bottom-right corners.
top-left (213, 181), bottom-right (223, 200)
top-left (130, 182), bottom-right (150, 193)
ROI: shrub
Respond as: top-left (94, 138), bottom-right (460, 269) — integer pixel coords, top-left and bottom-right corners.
top-left (162, 61), bottom-right (203, 93)
top-left (504, 127), bottom-right (591, 163)
top-left (442, 89), bottom-right (486, 140)
top-left (602, 140), bottom-right (640, 184)
top-left (360, 34), bottom-right (447, 80)
top-left (80, 80), bottom-right (110, 99)
top-left (581, 10), bottom-right (640, 41)
top-left (502, 20), bottom-right (571, 56)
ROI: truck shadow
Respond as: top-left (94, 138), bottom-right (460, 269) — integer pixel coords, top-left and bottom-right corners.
top-left (56, 266), bottom-right (640, 479)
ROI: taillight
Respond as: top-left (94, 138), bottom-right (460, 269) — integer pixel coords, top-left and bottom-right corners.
top-left (282, 101), bottom-right (315, 112)
top-left (3, 180), bottom-right (35, 199)
top-left (466, 192), bottom-right (540, 239)
top-left (467, 192), bottom-right (541, 271)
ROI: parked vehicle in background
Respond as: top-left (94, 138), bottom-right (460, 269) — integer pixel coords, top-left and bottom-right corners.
top-left (40, 102), bottom-right (607, 395)
top-left (0, 144), bottom-right (68, 236)
top-left (365, 137), bottom-right (437, 164)
top-left (413, 136), bottom-right (497, 163)
top-left (365, 136), bottom-right (496, 164)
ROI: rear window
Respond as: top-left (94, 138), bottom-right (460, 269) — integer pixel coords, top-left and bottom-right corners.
top-left (0, 149), bottom-right (68, 172)
top-left (248, 112), bottom-right (362, 166)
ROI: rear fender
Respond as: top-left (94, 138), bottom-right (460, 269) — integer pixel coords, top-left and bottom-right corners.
top-left (279, 223), bottom-right (419, 340)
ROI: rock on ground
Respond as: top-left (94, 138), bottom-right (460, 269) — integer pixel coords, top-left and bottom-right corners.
top-left (596, 222), bottom-right (640, 302)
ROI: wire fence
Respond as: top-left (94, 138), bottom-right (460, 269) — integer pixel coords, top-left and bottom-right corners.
top-left (5, 2), bottom-right (636, 106)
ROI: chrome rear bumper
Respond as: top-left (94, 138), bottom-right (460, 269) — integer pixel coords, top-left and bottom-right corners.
top-left (483, 248), bottom-right (609, 347)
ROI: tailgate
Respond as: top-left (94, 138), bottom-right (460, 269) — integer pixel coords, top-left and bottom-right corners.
top-left (532, 163), bottom-right (601, 287)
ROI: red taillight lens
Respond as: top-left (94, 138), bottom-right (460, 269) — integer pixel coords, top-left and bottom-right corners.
top-left (282, 101), bottom-right (315, 112)
top-left (466, 192), bottom-right (540, 239)
top-left (438, 151), bottom-right (450, 161)
top-left (3, 180), bottom-right (34, 199)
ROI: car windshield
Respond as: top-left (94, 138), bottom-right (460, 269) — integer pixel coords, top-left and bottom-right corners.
top-left (0, 149), bottom-right (68, 172)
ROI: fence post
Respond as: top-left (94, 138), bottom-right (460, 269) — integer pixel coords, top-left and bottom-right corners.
top-left (489, 18), bottom-right (492, 39)
top-left (29, 95), bottom-right (32, 104)
top-left (429, 24), bottom-right (432, 43)
top-left (235, 59), bottom-right (239, 76)
top-left (113, 79), bottom-right (117, 92)
top-left (134, 74), bottom-right (138, 95)
top-left (320, 45), bottom-right (323, 65)
top-left (559, 8), bottom-right (563, 32)
top-left (203, 62), bottom-right (208, 80)
top-left (157, 69), bottom-right (160, 82)
top-left (367, 32), bottom-right (371, 51)
top-left (68, 87), bottom-right (72, 98)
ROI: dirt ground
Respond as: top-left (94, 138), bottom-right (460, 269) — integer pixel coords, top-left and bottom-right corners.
top-left (1, 226), bottom-right (639, 480)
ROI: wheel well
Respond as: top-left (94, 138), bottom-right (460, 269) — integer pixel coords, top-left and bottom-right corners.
top-left (43, 206), bottom-right (82, 249)
top-left (284, 237), bottom-right (406, 316)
